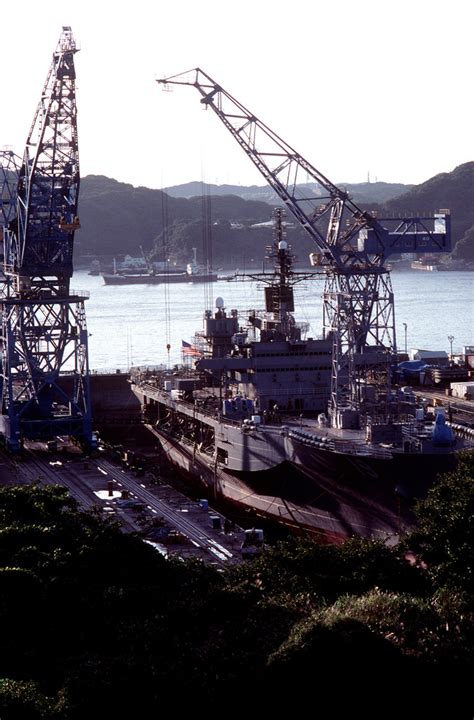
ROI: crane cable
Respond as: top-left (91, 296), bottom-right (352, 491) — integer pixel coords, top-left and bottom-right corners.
top-left (161, 183), bottom-right (172, 368)
top-left (201, 178), bottom-right (213, 314)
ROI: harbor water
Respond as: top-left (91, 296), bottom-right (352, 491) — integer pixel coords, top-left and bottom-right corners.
top-left (72, 270), bottom-right (474, 372)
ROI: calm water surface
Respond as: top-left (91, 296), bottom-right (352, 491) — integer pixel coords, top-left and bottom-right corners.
top-left (72, 270), bottom-right (474, 371)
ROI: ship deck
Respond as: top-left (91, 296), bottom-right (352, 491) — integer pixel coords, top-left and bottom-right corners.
top-left (135, 380), bottom-right (474, 460)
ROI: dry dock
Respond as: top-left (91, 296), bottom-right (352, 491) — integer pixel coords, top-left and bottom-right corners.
top-left (0, 442), bottom-right (247, 568)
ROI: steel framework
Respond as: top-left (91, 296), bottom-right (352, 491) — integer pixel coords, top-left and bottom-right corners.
top-left (0, 27), bottom-right (93, 451)
top-left (157, 68), bottom-right (450, 425)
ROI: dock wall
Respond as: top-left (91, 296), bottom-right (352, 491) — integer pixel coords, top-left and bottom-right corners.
top-left (59, 372), bottom-right (142, 424)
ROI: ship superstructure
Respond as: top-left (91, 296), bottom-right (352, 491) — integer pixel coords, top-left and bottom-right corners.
top-left (195, 210), bottom-right (332, 418)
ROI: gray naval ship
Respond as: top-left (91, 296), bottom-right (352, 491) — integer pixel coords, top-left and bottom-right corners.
top-left (132, 238), bottom-right (472, 542)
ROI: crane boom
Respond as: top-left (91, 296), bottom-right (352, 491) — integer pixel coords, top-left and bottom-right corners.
top-left (156, 67), bottom-right (451, 426)
top-left (157, 68), bottom-right (450, 268)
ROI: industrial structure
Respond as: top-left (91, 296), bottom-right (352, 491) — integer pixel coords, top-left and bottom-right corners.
top-left (157, 68), bottom-right (450, 428)
top-left (0, 27), bottom-right (93, 452)
top-left (157, 68), bottom-right (450, 426)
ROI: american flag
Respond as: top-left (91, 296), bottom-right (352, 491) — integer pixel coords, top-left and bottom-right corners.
top-left (181, 340), bottom-right (202, 358)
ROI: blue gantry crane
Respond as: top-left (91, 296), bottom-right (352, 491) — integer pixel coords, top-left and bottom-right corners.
top-left (0, 27), bottom-right (94, 452)
top-left (157, 69), bottom-right (451, 427)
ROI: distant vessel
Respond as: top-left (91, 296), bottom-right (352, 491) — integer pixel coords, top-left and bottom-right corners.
top-left (411, 256), bottom-right (448, 272)
top-left (132, 234), bottom-right (473, 542)
top-left (411, 261), bottom-right (439, 272)
top-left (102, 249), bottom-right (217, 285)
top-left (102, 268), bottom-right (218, 285)
top-left (88, 259), bottom-right (101, 276)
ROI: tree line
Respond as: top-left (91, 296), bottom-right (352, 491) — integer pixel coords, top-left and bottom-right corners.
top-left (0, 451), bottom-right (472, 717)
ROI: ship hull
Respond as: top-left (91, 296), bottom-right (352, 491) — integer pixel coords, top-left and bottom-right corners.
top-left (144, 422), bottom-right (455, 543)
top-left (288, 434), bottom-right (457, 495)
top-left (101, 272), bottom-right (218, 285)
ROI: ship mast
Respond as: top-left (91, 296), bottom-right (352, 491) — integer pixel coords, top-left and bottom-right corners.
top-left (230, 208), bottom-right (318, 343)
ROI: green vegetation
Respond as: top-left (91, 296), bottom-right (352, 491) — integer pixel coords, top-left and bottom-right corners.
top-left (406, 451), bottom-right (474, 594)
top-left (453, 224), bottom-right (474, 263)
top-left (0, 453), bottom-right (472, 717)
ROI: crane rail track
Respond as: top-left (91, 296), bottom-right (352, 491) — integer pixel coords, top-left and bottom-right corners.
top-left (0, 446), bottom-right (242, 569)
top-left (97, 459), bottom-right (238, 567)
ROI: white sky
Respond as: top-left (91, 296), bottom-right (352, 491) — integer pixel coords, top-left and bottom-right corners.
top-left (2, 0), bottom-right (472, 190)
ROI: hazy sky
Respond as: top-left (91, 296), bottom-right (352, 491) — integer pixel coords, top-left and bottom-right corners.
top-left (2, 0), bottom-right (472, 190)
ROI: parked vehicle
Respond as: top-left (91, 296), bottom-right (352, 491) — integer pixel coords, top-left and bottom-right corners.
top-left (241, 528), bottom-right (265, 558)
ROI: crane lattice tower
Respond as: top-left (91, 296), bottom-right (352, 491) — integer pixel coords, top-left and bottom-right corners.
top-left (0, 27), bottom-right (93, 452)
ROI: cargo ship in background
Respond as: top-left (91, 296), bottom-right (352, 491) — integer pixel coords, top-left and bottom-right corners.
top-left (101, 247), bottom-right (218, 285)
top-left (132, 233), bottom-right (474, 542)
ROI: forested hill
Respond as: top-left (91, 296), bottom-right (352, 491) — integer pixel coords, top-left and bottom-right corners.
top-left (77, 175), bottom-right (270, 254)
top-left (164, 179), bottom-right (412, 205)
top-left (76, 163), bottom-right (474, 267)
top-left (76, 175), bottom-right (274, 263)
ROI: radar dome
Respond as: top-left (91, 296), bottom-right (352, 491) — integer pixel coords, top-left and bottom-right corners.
top-left (278, 240), bottom-right (288, 251)
top-left (215, 297), bottom-right (224, 309)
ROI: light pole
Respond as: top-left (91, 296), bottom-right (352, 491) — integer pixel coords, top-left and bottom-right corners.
top-left (448, 335), bottom-right (455, 359)
top-left (403, 323), bottom-right (408, 355)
